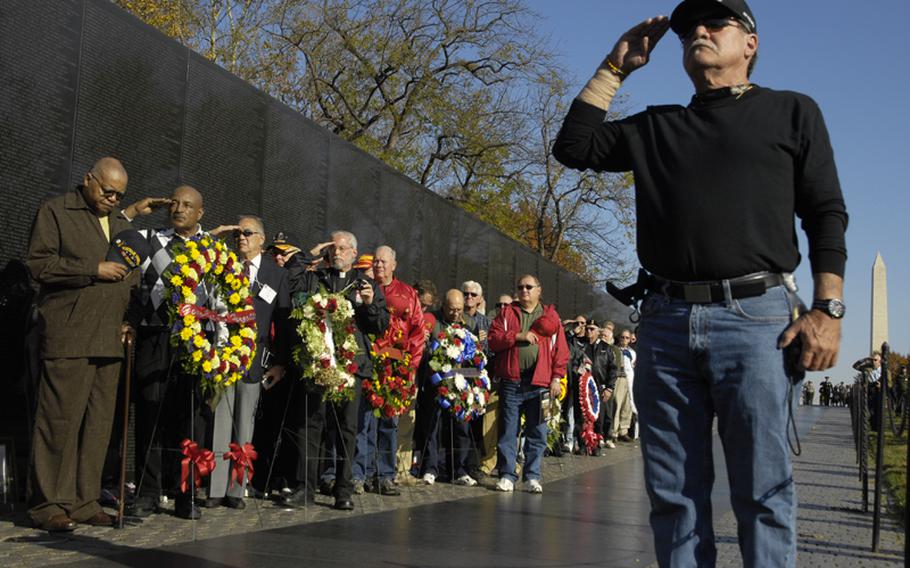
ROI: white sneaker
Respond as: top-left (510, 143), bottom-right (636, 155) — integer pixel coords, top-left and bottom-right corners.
top-left (454, 474), bottom-right (477, 487)
top-left (527, 479), bottom-right (543, 494)
top-left (422, 473), bottom-right (436, 485)
top-left (604, 439), bottom-right (616, 449)
top-left (495, 478), bottom-right (514, 492)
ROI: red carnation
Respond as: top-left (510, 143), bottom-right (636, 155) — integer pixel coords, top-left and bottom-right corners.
top-left (362, 379), bottom-right (371, 390)
top-left (383, 405), bottom-right (395, 418)
top-left (245, 297), bottom-right (253, 306)
top-left (327, 298), bottom-right (338, 312)
top-left (438, 386), bottom-right (449, 396)
top-left (346, 363), bottom-right (358, 374)
top-left (318, 320), bottom-right (326, 333)
top-left (454, 405), bottom-right (462, 413)
top-left (240, 355), bottom-right (249, 367)
top-left (454, 338), bottom-right (462, 346)
top-left (346, 324), bottom-right (356, 334)
top-left (320, 358), bottom-right (331, 369)
top-left (437, 332), bottom-right (446, 340)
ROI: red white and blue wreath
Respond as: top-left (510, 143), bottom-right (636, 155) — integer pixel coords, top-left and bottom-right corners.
top-left (426, 324), bottom-right (490, 422)
top-left (578, 363), bottom-right (603, 453)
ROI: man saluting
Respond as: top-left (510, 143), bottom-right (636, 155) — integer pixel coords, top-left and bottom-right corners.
top-left (553, 1), bottom-right (848, 566)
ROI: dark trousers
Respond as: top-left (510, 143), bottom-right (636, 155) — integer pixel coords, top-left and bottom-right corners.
top-left (293, 384), bottom-right (361, 500)
top-left (28, 357), bottom-right (121, 524)
top-left (415, 386), bottom-right (471, 478)
top-left (251, 376), bottom-right (297, 493)
top-left (133, 329), bottom-right (208, 501)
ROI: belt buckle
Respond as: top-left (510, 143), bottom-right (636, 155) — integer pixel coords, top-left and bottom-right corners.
top-left (682, 284), bottom-right (713, 303)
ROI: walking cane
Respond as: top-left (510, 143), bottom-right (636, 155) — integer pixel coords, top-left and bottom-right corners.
top-left (118, 329), bottom-right (135, 529)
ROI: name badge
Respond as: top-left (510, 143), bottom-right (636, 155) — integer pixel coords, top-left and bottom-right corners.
top-left (259, 284), bottom-right (277, 304)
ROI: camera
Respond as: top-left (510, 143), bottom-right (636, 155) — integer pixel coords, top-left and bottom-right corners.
top-left (354, 278), bottom-right (371, 291)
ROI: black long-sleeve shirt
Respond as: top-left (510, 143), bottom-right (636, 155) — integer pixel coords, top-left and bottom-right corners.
top-left (553, 86), bottom-right (848, 280)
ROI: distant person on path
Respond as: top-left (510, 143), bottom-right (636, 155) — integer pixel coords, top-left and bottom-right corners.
top-left (553, 1), bottom-right (848, 566)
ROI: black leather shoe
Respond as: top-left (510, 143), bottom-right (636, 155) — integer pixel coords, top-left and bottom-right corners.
top-left (222, 496), bottom-right (246, 510)
top-left (378, 479), bottom-right (400, 496)
top-left (279, 488), bottom-right (315, 508)
top-left (334, 498), bottom-right (354, 511)
top-left (127, 497), bottom-right (158, 518)
top-left (174, 496), bottom-right (202, 520)
top-left (196, 497), bottom-right (221, 508)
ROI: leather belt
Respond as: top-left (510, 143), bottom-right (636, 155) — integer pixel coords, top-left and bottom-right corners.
top-left (650, 272), bottom-right (785, 304)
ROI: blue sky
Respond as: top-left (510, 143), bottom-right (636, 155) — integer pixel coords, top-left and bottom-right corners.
top-left (527, 0), bottom-right (909, 382)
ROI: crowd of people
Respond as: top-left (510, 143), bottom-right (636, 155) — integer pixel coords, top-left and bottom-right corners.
top-left (24, 159), bottom-right (641, 530)
top-left (20, 0), bottom-right (854, 565)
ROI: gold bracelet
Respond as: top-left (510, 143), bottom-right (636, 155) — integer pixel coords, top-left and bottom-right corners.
top-left (605, 58), bottom-right (626, 79)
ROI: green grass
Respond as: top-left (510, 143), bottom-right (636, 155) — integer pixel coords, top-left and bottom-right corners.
top-left (869, 428), bottom-right (907, 522)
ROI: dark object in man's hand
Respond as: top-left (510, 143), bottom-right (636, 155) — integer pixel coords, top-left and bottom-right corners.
top-left (354, 278), bottom-right (371, 291)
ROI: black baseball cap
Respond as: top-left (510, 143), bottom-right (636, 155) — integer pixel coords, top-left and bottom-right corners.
top-left (106, 229), bottom-right (152, 269)
top-left (670, 0), bottom-right (757, 36)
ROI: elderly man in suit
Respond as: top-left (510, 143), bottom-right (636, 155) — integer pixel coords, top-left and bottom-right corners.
top-left (26, 157), bottom-right (135, 532)
top-left (205, 215), bottom-right (290, 509)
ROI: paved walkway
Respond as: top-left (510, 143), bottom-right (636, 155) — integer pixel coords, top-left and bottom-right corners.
top-left (0, 406), bottom-right (903, 566)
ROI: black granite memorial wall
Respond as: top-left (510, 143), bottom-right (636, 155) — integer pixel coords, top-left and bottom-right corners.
top-left (0, 0), bottom-right (626, 319)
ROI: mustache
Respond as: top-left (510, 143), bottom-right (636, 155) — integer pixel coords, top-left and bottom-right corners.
top-left (688, 39), bottom-right (717, 53)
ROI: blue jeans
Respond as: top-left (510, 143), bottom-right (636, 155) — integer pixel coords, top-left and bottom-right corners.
top-left (352, 396), bottom-right (398, 482)
top-left (498, 377), bottom-right (548, 482)
top-left (634, 284), bottom-right (802, 568)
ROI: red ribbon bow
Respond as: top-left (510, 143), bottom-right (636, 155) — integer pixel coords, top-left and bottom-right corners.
top-left (180, 439), bottom-right (216, 494)
top-left (224, 442), bottom-right (258, 489)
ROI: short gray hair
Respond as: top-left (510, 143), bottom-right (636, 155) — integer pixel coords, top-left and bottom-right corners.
top-left (238, 215), bottom-right (265, 235)
top-left (461, 280), bottom-right (483, 296)
top-left (375, 245), bottom-right (396, 260)
top-left (330, 230), bottom-right (357, 251)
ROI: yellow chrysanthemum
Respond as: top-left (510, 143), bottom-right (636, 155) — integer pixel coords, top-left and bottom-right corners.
top-left (180, 327), bottom-right (194, 341)
top-left (182, 286), bottom-right (192, 296)
top-left (229, 292), bottom-right (241, 305)
top-left (202, 361), bottom-right (213, 373)
top-left (225, 273), bottom-right (234, 283)
top-left (192, 350), bottom-right (203, 362)
top-left (214, 265), bottom-right (224, 275)
top-left (175, 254), bottom-right (188, 264)
top-left (183, 314), bottom-right (196, 326)
top-left (170, 275), bottom-right (182, 286)
top-left (193, 334), bottom-right (205, 348)
top-left (230, 336), bottom-right (242, 347)
top-left (180, 265), bottom-right (191, 276)
top-left (231, 279), bottom-right (242, 290)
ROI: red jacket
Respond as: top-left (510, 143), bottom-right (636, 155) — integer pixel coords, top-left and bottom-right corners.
top-left (380, 278), bottom-right (426, 371)
top-left (489, 302), bottom-right (569, 388)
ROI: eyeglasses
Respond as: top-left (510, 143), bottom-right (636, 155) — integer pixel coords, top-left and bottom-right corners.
top-left (236, 229), bottom-right (262, 238)
top-left (463, 291), bottom-right (479, 297)
top-left (496, 302), bottom-right (508, 308)
top-left (586, 326), bottom-right (598, 331)
top-left (516, 284), bottom-right (538, 291)
top-left (678, 17), bottom-right (742, 40)
top-left (89, 172), bottom-right (124, 202)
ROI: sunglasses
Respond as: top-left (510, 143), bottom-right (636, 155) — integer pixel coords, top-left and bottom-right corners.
top-left (236, 229), bottom-right (262, 237)
top-left (678, 17), bottom-right (743, 40)
top-left (516, 284), bottom-right (538, 291)
top-left (496, 302), bottom-right (508, 308)
top-left (463, 291), bottom-right (479, 297)
top-left (89, 172), bottom-right (124, 202)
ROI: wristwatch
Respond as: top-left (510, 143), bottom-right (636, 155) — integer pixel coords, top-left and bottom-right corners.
top-left (811, 298), bottom-right (846, 319)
